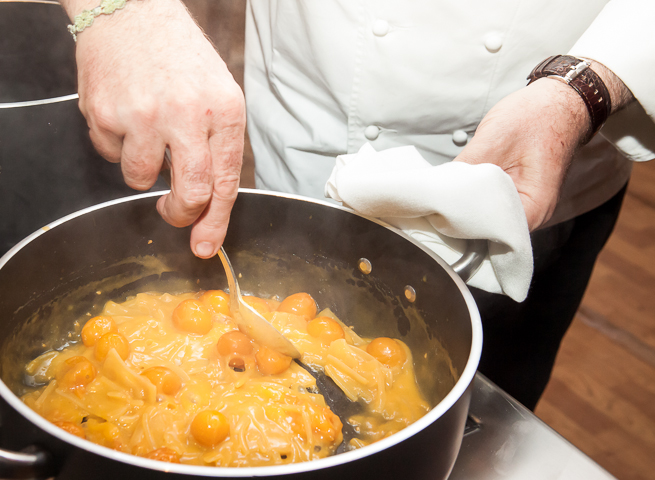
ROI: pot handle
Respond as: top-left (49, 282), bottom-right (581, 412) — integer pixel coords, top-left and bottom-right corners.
top-left (450, 239), bottom-right (487, 283)
top-left (0, 445), bottom-right (56, 479)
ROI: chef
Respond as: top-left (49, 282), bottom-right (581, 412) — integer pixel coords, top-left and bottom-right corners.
top-left (58, 0), bottom-right (654, 409)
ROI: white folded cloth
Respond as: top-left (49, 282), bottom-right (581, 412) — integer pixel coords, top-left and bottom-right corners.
top-left (324, 143), bottom-right (533, 302)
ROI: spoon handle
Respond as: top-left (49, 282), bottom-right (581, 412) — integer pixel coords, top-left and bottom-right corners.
top-left (217, 246), bottom-right (241, 312)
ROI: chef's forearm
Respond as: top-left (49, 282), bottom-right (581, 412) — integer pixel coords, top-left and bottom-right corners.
top-left (58, 0), bottom-right (245, 259)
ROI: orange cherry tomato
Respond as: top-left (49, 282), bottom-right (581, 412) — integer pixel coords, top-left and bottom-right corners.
top-left (95, 332), bottom-right (130, 361)
top-left (366, 337), bottom-right (407, 367)
top-left (307, 317), bottom-right (345, 343)
top-left (256, 346), bottom-right (292, 375)
top-left (311, 407), bottom-right (343, 443)
top-left (199, 290), bottom-right (231, 316)
top-left (217, 330), bottom-right (255, 371)
top-left (172, 299), bottom-right (212, 335)
top-left (217, 331), bottom-right (254, 356)
top-left (242, 296), bottom-right (272, 316)
top-left (81, 316), bottom-right (117, 347)
top-left (141, 366), bottom-right (182, 396)
top-left (144, 447), bottom-right (181, 463)
top-left (56, 356), bottom-right (97, 389)
top-left (277, 293), bottom-right (317, 320)
top-left (54, 421), bottom-right (86, 439)
top-left (190, 410), bottom-right (230, 447)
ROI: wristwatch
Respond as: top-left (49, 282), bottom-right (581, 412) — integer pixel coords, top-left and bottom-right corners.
top-left (527, 55), bottom-right (611, 138)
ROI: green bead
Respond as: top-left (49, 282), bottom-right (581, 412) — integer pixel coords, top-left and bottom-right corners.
top-left (101, 0), bottom-right (127, 15)
top-left (68, 0), bottom-right (131, 42)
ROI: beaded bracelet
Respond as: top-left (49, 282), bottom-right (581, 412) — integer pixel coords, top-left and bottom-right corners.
top-left (67, 0), bottom-right (131, 42)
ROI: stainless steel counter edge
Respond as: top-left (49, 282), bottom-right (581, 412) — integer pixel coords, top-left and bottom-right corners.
top-left (449, 373), bottom-right (617, 480)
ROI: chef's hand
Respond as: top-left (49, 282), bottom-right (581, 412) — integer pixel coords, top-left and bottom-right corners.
top-left (454, 61), bottom-right (633, 231)
top-left (60, 0), bottom-right (245, 258)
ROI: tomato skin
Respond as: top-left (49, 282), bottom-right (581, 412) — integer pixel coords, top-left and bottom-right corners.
top-left (366, 337), bottom-right (407, 367)
top-left (94, 332), bottom-right (130, 361)
top-left (307, 317), bottom-right (345, 343)
top-left (56, 356), bottom-right (97, 389)
top-left (190, 410), bottom-right (230, 447)
top-left (199, 290), bottom-right (231, 316)
top-left (217, 330), bottom-right (256, 371)
top-left (217, 331), bottom-right (254, 356)
top-left (277, 293), bottom-right (317, 320)
top-left (81, 316), bottom-right (117, 347)
top-left (172, 299), bottom-right (212, 335)
top-left (256, 346), bottom-right (292, 375)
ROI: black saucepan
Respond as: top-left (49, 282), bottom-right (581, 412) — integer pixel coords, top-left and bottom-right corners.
top-left (0, 190), bottom-right (482, 480)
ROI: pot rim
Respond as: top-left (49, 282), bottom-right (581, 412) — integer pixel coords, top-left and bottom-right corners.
top-left (0, 1), bottom-right (77, 107)
top-left (0, 93), bottom-right (79, 110)
top-left (0, 189), bottom-right (483, 477)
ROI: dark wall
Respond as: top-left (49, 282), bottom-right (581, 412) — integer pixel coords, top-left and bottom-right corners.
top-left (0, 2), bottom-right (166, 256)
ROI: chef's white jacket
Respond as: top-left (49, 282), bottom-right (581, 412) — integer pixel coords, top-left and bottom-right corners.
top-left (244, 0), bottom-right (655, 226)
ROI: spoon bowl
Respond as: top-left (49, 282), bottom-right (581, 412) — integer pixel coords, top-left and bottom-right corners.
top-left (217, 246), bottom-right (301, 358)
top-left (217, 246), bottom-right (363, 440)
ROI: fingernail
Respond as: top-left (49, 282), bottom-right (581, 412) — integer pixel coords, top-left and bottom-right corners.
top-left (195, 242), bottom-right (215, 258)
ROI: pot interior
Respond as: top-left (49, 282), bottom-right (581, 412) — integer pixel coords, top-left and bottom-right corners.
top-left (0, 191), bottom-right (475, 436)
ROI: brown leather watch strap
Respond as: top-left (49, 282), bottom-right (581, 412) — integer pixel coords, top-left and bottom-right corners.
top-left (527, 55), bottom-right (611, 139)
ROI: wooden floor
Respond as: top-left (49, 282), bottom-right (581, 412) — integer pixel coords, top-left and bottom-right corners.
top-left (535, 160), bottom-right (655, 480)
top-left (186, 3), bottom-right (655, 479)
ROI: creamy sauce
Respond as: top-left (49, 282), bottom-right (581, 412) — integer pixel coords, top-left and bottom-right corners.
top-left (21, 291), bottom-right (429, 467)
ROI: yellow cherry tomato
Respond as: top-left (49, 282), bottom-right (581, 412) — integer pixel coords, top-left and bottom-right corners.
top-left (84, 419), bottom-right (122, 449)
top-left (141, 366), bottom-right (182, 396)
top-left (56, 356), bottom-right (97, 390)
top-left (307, 317), bottom-right (345, 343)
top-left (190, 410), bottom-right (230, 447)
top-left (95, 332), bottom-right (130, 361)
top-left (366, 337), bottom-right (407, 367)
top-left (53, 421), bottom-right (86, 439)
top-left (81, 316), bottom-right (117, 347)
top-left (277, 292), bottom-right (317, 320)
top-left (217, 331), bottom-right (254, 356)
top-left (144, 447), bottom-right (180, 463)
top-left (172, 299), bottom-right (212, 335)
top-left (256, 346), bottom-right (292, 375)
top-left (242, 296), bottom-right (272, 316)
top-left (199, 290), bottom-right (231, 316)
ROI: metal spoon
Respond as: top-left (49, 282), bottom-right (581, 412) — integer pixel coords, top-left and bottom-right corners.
top-left (161, 149), bottom-right (299, 356)
top-left (217, 247), bottom-right (362, 442)
top-left (162, 148), bottom-right (299, 357)
top-left (217, 246), bottom-right (301, 358)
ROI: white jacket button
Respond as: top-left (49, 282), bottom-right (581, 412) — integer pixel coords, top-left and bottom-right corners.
top-left (452, 130), bottom-right (468, 146)
top-left (364, 125), bottom-right (381, 140)
top-left (484, 33), bottom-right (503, 53)
top-left (372, 19), bottom-right (390, 37)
